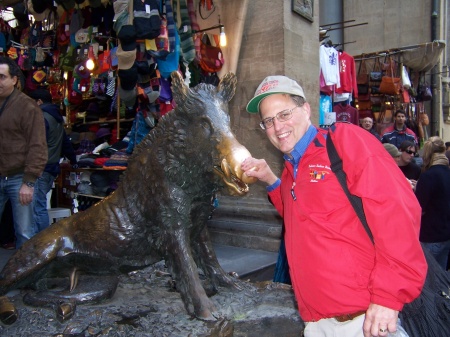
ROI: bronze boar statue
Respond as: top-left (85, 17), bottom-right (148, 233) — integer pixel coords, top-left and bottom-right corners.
top-left (0, 71), bottom-right (256, 321)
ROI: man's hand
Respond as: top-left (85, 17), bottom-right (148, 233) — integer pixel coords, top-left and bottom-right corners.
top-left (241, 157), bottom-right (279, 186)
top-left (363, 303), bottom-right (399, 337)
top-left (19, 184), bottom-right (34, 206)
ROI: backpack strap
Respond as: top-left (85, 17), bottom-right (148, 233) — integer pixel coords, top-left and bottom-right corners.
top-left (326, 124), bottom-right (374, 244)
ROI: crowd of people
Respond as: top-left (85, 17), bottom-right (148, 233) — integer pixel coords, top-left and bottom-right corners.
top-left (242, 75), bottom-right (449, 337)
top-left (360, 107), bottom-right (449, 272)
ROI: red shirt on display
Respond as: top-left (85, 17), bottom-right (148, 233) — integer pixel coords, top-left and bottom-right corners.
top-left (334, 102), bottom-right (359, 125)
top-left (335, 51), bottom-right (358, 97)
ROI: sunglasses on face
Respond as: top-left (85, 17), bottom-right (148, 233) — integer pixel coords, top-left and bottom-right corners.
top-left (404, 150), bottom-right (416, 155)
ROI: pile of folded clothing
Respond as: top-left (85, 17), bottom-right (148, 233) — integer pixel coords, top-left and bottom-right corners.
top-left (103, 151), bottom-right (130, 170)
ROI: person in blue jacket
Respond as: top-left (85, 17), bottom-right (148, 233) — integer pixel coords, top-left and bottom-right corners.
top-left (29, 89), bottom-right (77, 233)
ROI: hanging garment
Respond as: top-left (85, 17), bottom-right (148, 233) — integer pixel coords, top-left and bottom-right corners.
top-left (319, 44), bottom-right (340, 87)
top-left (335, 51), bottom-right (358, 97)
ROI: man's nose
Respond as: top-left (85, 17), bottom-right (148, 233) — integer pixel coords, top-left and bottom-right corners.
top-left (273, 117), bottom-right (283, 130)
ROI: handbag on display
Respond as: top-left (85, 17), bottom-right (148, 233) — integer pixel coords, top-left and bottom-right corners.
top-left (370, 57), bottom-right (383, 82)
top-left (379, 61), bottom-right (401, 96)
top-left (357, 57), bottom-right (369, 85)
top-left (358, 100), bottom-right (372, 110)
top-left (358, 93), bottom-right (370, 101)
top-left (418, 83), bottom-right (432, 101)
top-left (401, 65), bottom-right (412, 89)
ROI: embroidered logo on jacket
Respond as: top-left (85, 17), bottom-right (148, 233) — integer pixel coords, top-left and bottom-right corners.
top-left (308, 164), bottom-right (331, 182)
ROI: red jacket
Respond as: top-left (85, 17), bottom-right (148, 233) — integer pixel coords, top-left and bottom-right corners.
top-left (268, 123), bottom-right (427, 322)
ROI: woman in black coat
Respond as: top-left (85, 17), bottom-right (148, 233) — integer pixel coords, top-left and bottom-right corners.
top-left (415, 136), bottom-right (450, 270)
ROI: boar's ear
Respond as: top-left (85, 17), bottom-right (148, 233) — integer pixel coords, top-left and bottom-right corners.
top-left (171, 71), bottom-right (190, 104)
top-left (217, 72), bottom-right (237, 103)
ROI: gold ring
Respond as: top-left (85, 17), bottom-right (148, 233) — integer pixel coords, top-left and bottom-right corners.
top-left (379, 328), bottom-right (387, 333)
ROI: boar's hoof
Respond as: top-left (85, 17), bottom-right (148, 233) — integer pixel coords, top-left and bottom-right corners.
top-left (0, 296), bottom-right (18, 325)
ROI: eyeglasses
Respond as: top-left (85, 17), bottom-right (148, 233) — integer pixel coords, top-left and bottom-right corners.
top-left (404, 150), bottom-right (416, 155)
top-left (259, 106), bottom-right (299, 130)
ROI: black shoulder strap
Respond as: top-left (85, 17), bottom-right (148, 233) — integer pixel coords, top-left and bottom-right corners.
top-left (326, 125), bottom-right (374, 244)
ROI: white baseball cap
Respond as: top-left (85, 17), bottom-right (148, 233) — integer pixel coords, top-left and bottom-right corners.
top-left (246, 75), bottom-right (306, 113)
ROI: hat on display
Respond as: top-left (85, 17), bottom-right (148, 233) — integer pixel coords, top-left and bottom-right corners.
top-left (70, 132), bottom-right (81, 144)
top-left (31, 0), bottom-right (52, 14)
top-left (86, 101), bottom-right (100, 114)
top-left (113, 0), bottom-right (128, 21)
top-left (113, 11), bottom-right (129, 35)
top-left (29, 88), bottom-right (53, 102)
top-left (383, 143), bottom-right (402, 158)
top-left (80, 131), bottom-right (96, 142)
top-left (117, 25), bottom-right (136, 51)
top-left (118, 64), bottom-right (138, 90)
top-left (96, 127), bottom-right (112, 139)
top-left (246, 75), bottom-right (306, 113)
top-left (144, 85), bottom-right (159, 103)
top-left (118, 86), bottom-right (137, 107)
top-left (75, 63), bottom-right (91, 79)
top-left (28, 5), bottom-right (49, 22)
top-left (116, 45), bottom-right (136, 70)
top-left (75, 28), bottom-right (90, 44)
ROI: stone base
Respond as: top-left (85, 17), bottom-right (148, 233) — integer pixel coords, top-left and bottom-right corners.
top-left (0, 262), bottom-right (304, 336)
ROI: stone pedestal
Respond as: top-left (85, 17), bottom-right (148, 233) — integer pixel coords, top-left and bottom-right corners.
top-left (0, 263), bottom-right (304, 336)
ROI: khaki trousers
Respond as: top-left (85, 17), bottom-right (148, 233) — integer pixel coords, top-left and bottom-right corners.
top-left (304, 313), bottom-right (365, 337)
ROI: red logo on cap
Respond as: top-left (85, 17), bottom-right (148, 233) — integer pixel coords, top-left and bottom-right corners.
top-left (256, 80), bottom-right (279, 95)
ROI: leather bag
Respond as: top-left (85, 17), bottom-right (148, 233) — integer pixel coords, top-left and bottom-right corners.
top-left (379, 60), bottom-right (401, 95)
top-left (357, 58), bottom-right (369, 85)
top-left (379, 76), bottom-right (401, 95)
top-left (370, 58), bottom-right (383, 82)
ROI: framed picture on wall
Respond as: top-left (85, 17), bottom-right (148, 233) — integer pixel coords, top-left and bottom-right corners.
top-left (292, 0), bottom-right (313, 22)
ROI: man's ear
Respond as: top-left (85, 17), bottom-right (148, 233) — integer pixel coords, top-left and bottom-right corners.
top-left (302, 102), bottom-right (312, 119)
top-left (12, 76), bottom-right (18, 86)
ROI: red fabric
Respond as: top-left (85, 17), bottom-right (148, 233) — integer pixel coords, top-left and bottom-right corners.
top-left (268, 124), bottom-right (426, 322)
top-left (333, 102), bottom-right (359, 125)
top-left (335, 51), bottom-right (359, 97)
top-left (93, 157), bottom-right (109, 167)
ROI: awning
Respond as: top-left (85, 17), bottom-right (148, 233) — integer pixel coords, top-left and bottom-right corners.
top-left (353, 40), bottom-right (446, 72)
top-left (401, 41), bottom-right (446, 72)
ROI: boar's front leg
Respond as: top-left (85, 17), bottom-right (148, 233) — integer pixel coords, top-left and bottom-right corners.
top-left (165, 228), bottom-right (218, 321)
top-left (193, 225), bottom-right (243, 291)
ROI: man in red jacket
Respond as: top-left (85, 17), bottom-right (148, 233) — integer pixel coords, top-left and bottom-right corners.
top-left (241, 75), bottom-right (427, 337)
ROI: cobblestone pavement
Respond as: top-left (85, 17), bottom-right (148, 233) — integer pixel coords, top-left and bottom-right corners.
top-left (0, 262), bottom-right (304, 337)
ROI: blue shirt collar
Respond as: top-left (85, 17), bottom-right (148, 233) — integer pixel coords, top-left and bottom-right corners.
top-left (284, 125), bottom-right (318, 165)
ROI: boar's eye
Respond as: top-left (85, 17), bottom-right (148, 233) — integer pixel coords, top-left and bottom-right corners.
top-left (198, 118), bottom-right (213, 137)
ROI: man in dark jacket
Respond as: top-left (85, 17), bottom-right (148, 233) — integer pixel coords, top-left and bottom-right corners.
top-left (29, 89), bottom-right (77, 233)
top-left (381, 109), bottom-right (418, 148)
